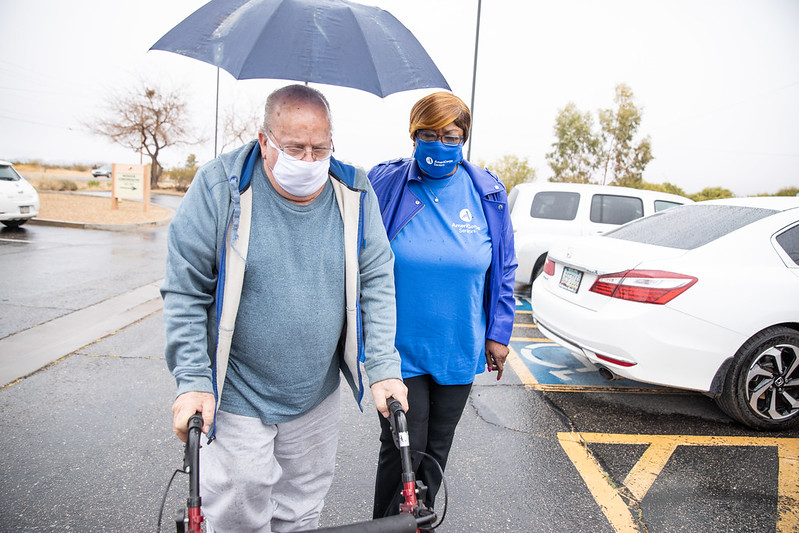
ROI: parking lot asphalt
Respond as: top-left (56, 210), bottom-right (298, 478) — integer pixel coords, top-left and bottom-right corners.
top-left (0, 216), bottom-right (555, 532)
top-left (0, 295), bottom-right (572, 532)
top-left (3, 216), bottom-right (797, 532)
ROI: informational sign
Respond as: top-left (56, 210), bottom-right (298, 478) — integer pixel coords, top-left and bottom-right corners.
top-left (111, 163), bottom-right (150, 211)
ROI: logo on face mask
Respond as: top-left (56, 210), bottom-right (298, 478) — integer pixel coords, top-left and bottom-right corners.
top-left (414, 139), bottom-right (463, 178)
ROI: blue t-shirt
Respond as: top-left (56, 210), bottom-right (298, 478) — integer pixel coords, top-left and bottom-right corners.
top-left (220, 164), bottom-right (344, 424)
top-left (391, 165), bottom-right (492, 385)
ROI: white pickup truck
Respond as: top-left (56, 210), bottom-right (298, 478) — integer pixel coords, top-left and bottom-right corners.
top-left (509, 182), bottom-right (692, 284)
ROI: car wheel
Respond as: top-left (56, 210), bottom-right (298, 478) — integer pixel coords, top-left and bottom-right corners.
top-left (716, 326), bottom-right (799, 430)
top-left (2, 219), bottom-right (26, 228)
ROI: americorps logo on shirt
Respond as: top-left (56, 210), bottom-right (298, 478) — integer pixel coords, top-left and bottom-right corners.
top-left (452, 209), bottom-right (482, 234)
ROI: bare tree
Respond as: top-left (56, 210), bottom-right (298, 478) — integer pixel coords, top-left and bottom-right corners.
top-left (88, 80), bottom-right (198, 188)
top-left (218, 103), bottom-right (261, 154)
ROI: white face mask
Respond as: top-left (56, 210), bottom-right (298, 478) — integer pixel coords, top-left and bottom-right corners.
top-left (266, 136), bottom-right (330, 198)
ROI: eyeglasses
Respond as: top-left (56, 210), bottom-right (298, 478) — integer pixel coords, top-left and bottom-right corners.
top-left (267, 130), bottom-right (334, 161)
top-left (415, 130), bottom-right (464, 146)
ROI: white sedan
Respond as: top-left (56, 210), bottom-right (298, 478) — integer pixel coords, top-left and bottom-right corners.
top-left (0, 160), bottom-right (40, 228)
top-left (531, 197), bottom-right (799, 430)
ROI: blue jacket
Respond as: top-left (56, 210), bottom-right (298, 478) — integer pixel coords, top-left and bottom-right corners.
top-left (368, 158), bottom-right (517, 345)
top-left (162, 141), bottom-right (401, 436)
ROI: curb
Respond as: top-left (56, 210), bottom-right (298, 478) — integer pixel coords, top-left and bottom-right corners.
top-left (29, 214), bottom-right (173, 231)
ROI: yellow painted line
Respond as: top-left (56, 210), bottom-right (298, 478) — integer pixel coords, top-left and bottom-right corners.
top-left (558, 432), bottom-right (799, 532)
top-left (778, 441), bottom-right (799, 530)
top-left (624, 436), bottom-right (678, 500)
top-left (570, 433), bottom-right (798, 447)
top-left (558, 432), bottom-right (644, 532)
top-left (515, 310), bottom-right (532, 314)
top-left (507, 345), bottom-right (538, 386)
top-left (526, 384), bottom-right (691, 394)
top-left (514, 323), bottom-right (538, 328)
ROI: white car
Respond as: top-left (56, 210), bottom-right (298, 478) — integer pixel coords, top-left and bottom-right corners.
top-left (509, 182), bottom-right (691, 284)
top-left (0, 160), bottom-right (40, 228)
top-left (531, 197), bottom-right (799, 430)
top-left (91, 165), bottom-right (113, 178)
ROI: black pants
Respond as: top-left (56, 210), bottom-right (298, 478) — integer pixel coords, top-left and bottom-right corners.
top-left (372, 375), bottom-right (472, 519)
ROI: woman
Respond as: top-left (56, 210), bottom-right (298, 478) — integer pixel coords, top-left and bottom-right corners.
top-left (368, 92), bottom-right (517, 518)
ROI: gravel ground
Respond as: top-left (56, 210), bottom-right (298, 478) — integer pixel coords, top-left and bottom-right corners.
top-left (37, 192), bottom-right (174, 225)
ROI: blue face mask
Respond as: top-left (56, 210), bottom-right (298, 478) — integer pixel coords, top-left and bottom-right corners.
top-left (413, 139), bottom-right (463, 178)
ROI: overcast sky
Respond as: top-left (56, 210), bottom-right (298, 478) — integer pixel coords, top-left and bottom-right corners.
top-left (1, 0), bottom-right (797, 196)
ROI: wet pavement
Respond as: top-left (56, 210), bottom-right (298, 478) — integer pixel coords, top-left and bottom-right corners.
top-left (1, 210), bottom-right (797, 532)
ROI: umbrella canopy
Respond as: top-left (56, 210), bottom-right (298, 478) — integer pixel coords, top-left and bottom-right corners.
top-left (150, 0), bottom-right (450, 98)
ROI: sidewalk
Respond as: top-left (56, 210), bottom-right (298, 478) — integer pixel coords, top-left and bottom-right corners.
top-left (0, 280), bottom-right (164, 387)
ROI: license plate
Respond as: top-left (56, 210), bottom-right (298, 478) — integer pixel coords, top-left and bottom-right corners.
top-left (20, 206), bottom-right (30, 214)
top-left (559, 266), bottom-right (583, 293)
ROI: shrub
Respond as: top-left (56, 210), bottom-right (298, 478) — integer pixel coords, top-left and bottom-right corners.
top-left (168, 154), bottom-right (200, 192)
top-left (56, 179), bottom-right (78, 191)
top-left (31, 179), bottom-right (78, 191)
top-left (775, 187), bottom-right (799, 197)
top-left (28, 178), bottom-right (56, 191)
top-left (168, 168), bottom-right (196, 192)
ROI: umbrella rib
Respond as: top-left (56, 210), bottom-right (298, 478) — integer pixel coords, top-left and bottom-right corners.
top-left (339, 5), bottom-right (385, 96)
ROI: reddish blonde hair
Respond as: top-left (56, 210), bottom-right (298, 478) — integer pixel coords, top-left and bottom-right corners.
top-left (409, 92), bottom-right (471, 143)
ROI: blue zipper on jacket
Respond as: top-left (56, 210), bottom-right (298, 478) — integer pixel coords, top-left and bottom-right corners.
top-left (354, 189), bottom-right (367, 405)
top-left (208, 144), bottom-right (260, 442)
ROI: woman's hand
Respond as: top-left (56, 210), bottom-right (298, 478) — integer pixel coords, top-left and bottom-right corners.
top-left (485, 340), bottom-right (509, 380)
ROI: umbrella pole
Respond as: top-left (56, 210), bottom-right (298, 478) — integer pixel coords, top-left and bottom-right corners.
top-left (467, 0), bottom-right (482, 161)
top-left (214, 67), bottom-right (220, 158)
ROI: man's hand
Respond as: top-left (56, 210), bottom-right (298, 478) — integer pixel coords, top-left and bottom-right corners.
top-left (370, 378), bottom-right (408, 418)
top-left (172, 391), bottom-right (215, 443)
top-left (485, 340), bottom-right (510, 381)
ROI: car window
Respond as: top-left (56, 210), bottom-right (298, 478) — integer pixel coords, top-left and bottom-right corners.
top-left (776, 224), bottom-right (799, 265)
top-left (605, 204), bottom-right (779, 250)
top-left (590, 194), bottom-right (643, 224)
top-left (0, 165), bottom-right (22, 182)
top-left (654, 200), bottom-right (683, 212)
top-left (530, 191), bottom-right (580, 221)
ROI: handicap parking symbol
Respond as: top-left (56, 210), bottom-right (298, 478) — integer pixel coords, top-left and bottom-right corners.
top-left (512, 340), bottom-right (657, 388)
top-left (515, 296), bottom-right (532, 312)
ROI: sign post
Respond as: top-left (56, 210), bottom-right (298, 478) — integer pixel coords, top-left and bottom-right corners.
top-left (111, 164), bottom-right (150, 211)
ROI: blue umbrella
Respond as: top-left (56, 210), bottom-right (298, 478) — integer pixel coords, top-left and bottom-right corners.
top-left (150, 0), bottom-right (450, 98)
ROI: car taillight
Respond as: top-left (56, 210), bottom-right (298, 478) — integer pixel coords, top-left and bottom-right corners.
top-left (589, 270), bottom-right (697, 304)
top-left (543, 257), bottom-right (555, 276)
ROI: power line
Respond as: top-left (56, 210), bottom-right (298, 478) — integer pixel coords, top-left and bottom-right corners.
top-left (0, 112), bottom-right (92, 133)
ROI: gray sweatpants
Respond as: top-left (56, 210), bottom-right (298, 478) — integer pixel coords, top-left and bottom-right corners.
top-left (200, 388), bottom-right (341, 532)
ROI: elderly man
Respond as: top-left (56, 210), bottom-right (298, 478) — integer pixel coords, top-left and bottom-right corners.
top-left (162, 84), bottom-right (407, 532)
